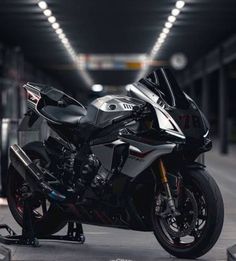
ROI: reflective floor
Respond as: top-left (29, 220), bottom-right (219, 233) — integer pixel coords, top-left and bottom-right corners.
top-left (0, 146), bottom-right (235, 261)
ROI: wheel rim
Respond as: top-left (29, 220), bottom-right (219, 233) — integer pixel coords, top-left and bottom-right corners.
top-left (153, 181), bottom-right (208, 248)
top-left (10, 159), bottom-right (52, 221)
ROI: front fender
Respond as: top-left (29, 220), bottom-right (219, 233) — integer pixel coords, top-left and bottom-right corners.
top-left (181, 161), bottom-right (206, 171)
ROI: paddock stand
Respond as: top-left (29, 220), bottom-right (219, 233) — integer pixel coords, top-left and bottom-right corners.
top-left (0, 186), bottom-right (85, 247)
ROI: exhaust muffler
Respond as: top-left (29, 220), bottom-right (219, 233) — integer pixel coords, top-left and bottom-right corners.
top-left (9, 144), bottom-right (66, 202)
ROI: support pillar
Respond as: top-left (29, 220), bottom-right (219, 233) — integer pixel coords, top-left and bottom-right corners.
top-left (219, 48), bottom-right (228, 154)
top-left (201, 60), bottom-right (210, 119)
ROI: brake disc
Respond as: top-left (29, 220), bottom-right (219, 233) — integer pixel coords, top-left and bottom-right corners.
top-left (158, 188), bottom-right (198, 238)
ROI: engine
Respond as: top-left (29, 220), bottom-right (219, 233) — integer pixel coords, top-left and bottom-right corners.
top-left (79, 154), bottom-right (113, 195)
top-left (80, 154), bottom-right (100, 185)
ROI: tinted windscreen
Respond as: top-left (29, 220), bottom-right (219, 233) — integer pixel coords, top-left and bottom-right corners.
top-left (140, 68), bottom-right (189, 109)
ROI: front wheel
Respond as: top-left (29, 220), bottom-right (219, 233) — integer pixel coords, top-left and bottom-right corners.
top-left (152, 164), bottom-right (224, 259)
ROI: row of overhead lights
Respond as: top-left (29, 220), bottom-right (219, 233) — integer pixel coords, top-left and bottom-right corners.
top-left (136, 0), bottom-right (186, 80)
top-left (37, 1), bottom-right (94, 87)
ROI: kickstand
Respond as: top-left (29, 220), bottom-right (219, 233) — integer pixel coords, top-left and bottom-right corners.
top-left (0, 185), bottom-right (85, 246)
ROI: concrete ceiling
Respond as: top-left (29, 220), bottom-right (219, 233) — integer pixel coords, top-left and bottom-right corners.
top-left (0, 0), bottom-right (236, 91)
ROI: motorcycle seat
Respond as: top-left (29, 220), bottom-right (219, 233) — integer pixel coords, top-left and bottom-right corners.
top-left (40, 105), bottom-right (87, 126)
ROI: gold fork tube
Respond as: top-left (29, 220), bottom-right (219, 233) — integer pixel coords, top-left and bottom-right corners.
top-left (158, 159), bottom-right (178, 216)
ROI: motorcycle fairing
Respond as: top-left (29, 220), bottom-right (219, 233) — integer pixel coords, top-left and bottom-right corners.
top-left (120, 136), bottom-right (176, 177)
top-left (129, 68), bottom-right (209, 142)
top-left (129, 82), bottom-right (185, 139)
top-left (21, 69), bottom-right (210, 178)
top-left (91, 137), bottom-right (175, 178)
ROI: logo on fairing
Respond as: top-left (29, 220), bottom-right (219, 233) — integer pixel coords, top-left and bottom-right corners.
top-left (178, 114), bottom-right (201, 129)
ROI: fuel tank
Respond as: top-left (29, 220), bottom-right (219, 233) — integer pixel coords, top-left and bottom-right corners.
top-left (86, 95), bottom-right (144, 128)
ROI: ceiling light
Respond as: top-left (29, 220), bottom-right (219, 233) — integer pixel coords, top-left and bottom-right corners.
top-left (163, 28), bottom-right (170, 34)
top-left (155, 42), bottom-right (161, 47)
top-left (160, 32), bottom-right (167, 39)
top-left (48, 16), bottom-right (56, 23)
top-left (43, 9), bottom-right (51, 16)
top-left (56, 28), bottom-right (63, 34)
top-left (168, 15), bottom-right (176, 23)
top-left (62, 38), bottom-right (68, 44)
top-left (165, 22), bottom-right (173, 28)
top-left (172, 8), bottom-right (180, 16)
top-left (64, 43), bottom-right (70, 48)
top-left (37, 1), bottom-right (93, 86)
top-left (92, 84), bottom-right (103, 92)
top-left (64, 41), bottom-right (70, 47)
top-left (158, 38), bottom-right (165, 43)
top-left (176, 0), bottom-right (185, 9)
top-left (38, 1), bottom-right (47, 9)
top-left (59, 33), bottom-right (65, 39)
top-left (136, 0), bottom-right (186, 81)
top-left (52, 22), bottom-right (60, 29)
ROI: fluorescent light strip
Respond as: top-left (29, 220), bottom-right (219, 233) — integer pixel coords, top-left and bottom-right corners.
top-left (37, 1), bottom-right (93, 86)
top-left (136, 0), bottom-right (186, 80)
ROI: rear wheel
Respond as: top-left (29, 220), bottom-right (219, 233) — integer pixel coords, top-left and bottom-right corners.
top-left (152, 164), bottom-right (224, 259)
top-left (7, 148), bottom-right (67, 237)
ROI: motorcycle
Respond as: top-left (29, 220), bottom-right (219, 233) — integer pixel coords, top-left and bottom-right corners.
top-left (7, 67), bottom-right (224, 259)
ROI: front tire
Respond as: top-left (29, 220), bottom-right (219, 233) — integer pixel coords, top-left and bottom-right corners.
top-left (152, 163), bottom-right (224, 259)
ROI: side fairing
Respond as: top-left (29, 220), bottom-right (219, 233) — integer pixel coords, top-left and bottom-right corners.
top-left (91, 138), bottom-right (175, 178)
top-left (120, 137), bottom-right (175, 177)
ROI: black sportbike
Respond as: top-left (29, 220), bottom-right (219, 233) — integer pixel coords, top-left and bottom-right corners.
top-left (7, 68), bottom-right (224, 259)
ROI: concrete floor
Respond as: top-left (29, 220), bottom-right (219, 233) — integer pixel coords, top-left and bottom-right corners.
top-left (1, 146), bottom-right (236, 261)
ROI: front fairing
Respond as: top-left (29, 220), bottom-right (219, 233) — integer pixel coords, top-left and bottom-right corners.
top-left (166, 99), bottom-right (209, 141)
top-left (128, 67), bottom-right (211, 151)
top-left (165, 100), bottom-right (211, 152)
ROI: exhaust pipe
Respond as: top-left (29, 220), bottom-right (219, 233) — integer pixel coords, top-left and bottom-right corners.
top-left (9, 144), bottom-right (66, 202)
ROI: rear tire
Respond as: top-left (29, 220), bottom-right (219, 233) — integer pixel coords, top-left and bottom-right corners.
top-left (7, 145), bottom-right (67, 237)
top-left (152, 163), bottom-right (224, 259)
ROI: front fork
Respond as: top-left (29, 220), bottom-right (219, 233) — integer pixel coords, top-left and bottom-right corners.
top-left (155, 159), bottom-right (180, 217)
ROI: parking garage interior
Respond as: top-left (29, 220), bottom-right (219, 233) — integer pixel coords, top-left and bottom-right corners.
top-left (0, 0), bottom-right (236, 260)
